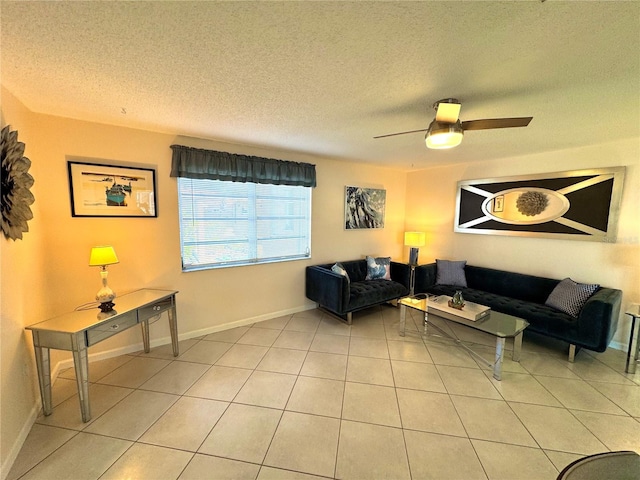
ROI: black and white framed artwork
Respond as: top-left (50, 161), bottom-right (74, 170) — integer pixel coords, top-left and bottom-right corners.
top-left (345, 186), bottom-right (386, 229)
top-left (454, 168), bottom-right (625, 242)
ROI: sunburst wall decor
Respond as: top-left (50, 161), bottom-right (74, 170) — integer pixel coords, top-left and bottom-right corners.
top-left (1, 125), bottom-right (35, 240)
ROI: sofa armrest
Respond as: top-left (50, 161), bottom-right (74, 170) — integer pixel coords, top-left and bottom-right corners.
top-left (390, 262), bottom-right (412, 291)
top-left (305, 265), bottom-right (349, 314)
top-left (413, 263), bottom-right (437, 293)
top-left (576, 287), bottom-right (622, 352)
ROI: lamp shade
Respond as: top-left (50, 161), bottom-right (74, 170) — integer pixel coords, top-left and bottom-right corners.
top-left (425, 120), bottom-right (464, 149)
top-left (404, 232), bottom-right (426, 247)
top-left (89, 245), bottom-right (119, 266)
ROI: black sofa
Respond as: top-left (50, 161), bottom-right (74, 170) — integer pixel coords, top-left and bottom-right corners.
top-left (306, 259), bottom-right (411, 324)
top-left (415, 262), bottom-right (622, 360)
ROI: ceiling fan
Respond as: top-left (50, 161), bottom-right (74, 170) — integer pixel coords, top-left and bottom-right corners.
top-left (374, 98), bottom-right (533, 149)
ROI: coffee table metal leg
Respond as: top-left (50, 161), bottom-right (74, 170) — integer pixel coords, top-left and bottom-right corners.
top-left (424, 311), bottom-right (428, 336)
top-left (512, 332), bottom-right (523, 362)
top-left (399, 304), bottom-right (406, 337)
top-left (494, 337), bottom-right (505, 381)
top-left (625, 316), bottom-right (638, 374)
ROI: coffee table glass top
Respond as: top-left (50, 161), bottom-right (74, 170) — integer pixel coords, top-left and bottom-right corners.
top-left (399, 294), bottom-right (529, 338)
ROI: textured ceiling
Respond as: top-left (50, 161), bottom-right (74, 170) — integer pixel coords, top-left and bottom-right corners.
top-left (1, 1), bottom-right (639, 169)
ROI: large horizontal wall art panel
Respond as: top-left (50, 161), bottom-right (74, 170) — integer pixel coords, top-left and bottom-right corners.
top-left (454, 168), bottom-right (625, 242)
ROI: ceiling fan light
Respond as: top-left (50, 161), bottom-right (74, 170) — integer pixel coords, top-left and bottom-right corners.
top-left (425, 121), bottom-right (463, 149)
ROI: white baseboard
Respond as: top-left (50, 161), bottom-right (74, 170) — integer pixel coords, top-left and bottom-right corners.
top-left (609, 339), bottom-right (628, 352)
top-left (50, 304), bottom-right (314, 376)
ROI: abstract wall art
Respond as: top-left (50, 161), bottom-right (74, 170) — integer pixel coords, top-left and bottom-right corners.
top-left (454, 168), bottom-right (625, 242)
top-left (345, 186), bottom-right (386, 229)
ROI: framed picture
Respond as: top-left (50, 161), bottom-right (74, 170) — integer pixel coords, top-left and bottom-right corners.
top-left (345, 186), bottom-right (386, 229)
top-left (454, 167), bottom-right (625, 242)
top-left (493, 195), bottom-right (504, 213)
top-left (68, 161), bottom-right (157, 217)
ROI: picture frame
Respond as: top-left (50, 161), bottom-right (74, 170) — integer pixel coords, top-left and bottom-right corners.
top-left (454, 167), bottom-right (625, 242)
top-left (345, 186), bottom-right (386, 229)
top-left (493, 195), bottom-right (504, 213)
top-left (68, 161), bottom-right (157, 217)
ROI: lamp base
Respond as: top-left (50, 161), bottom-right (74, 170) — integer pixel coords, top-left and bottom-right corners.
top-left (98, 301), bottom-right (115, 313)
top-left (409, 247), bottom-right (420, 266)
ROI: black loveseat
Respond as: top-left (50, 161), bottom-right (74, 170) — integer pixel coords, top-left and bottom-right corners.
top-left (415, 262), bottom-right (622, 360)
top-left (306, 259), bottom-right (411, 324)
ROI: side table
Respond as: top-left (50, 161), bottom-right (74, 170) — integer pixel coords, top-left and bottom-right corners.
top-left (624, 303), bottom-right (639, 374)
top-left (26, 289), bottom-right (179, 422)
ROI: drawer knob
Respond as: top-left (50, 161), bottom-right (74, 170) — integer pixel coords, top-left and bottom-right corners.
top-left (154, 306), bottom-right (161, 311)
top-left (111, 324), bottom-right (119, 330)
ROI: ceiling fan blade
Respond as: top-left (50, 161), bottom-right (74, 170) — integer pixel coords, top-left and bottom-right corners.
top-left (435, 100), bottom-right (461, 123)
top-left (373, 127), bottom-right (429, 139)
top-left (461, 117), bottom-right (533, 131)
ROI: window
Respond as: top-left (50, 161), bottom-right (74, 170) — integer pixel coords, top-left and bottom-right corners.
top-left (178, 178), bottom-right (311, 271)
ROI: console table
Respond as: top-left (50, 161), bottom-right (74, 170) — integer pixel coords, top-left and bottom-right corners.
top-left (25, 289), bottom-right (179, 422)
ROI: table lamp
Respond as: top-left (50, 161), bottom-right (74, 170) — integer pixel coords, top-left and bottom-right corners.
top-left (89, 245), bottom-right (119, 312)
top-left (404, 232), bottom-right (426, 266)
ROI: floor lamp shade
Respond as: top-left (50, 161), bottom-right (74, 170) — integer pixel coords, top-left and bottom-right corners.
top-left (404, 232), bottom-right (426, 265)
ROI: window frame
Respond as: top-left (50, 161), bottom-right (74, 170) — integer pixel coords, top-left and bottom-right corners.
top-left (177, 177), bottom-right (312, 271)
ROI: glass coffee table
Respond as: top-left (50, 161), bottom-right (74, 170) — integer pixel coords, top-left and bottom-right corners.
top-left (399, 294), bottom-right (529, 380)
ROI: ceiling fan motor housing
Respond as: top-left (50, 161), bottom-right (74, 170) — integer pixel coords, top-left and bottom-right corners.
top-left (425, 120), bottom-right (464, 149)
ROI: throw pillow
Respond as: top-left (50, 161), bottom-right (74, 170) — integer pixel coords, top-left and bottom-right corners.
top-left (331, 262), bottom-right (350, 283)
top-left (545, 278), bottom-right (599, 318)
top-left (435, 259), bottom-right (468, 287)
top-left (365, 256), bottom-right (391, 280)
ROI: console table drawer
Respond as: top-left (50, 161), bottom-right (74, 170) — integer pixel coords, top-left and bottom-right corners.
top-left (139, 297), bottom-right (173, 321)
top-left (86, 311), bottom-right (139, 346)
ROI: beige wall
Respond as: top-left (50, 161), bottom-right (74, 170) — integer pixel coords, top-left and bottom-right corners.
top-left (1, 89), bottom-right (46, 476)
top-left (0, 88), bottom-right (407, 475)
top-left (405, 138), bottom-right (640, 348)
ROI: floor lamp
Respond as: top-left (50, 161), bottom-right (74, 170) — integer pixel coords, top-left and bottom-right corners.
top-left (404, 232), bottom-right (425, 295)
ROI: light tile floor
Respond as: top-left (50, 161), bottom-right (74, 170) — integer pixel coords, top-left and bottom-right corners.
top-left (8, 306), bottom-right (640, 480)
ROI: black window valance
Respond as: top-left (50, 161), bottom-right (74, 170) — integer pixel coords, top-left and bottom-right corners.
top-left (170, 145), bottom-right (316, 187)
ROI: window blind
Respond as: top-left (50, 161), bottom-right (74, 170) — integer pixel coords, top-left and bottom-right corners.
top-left (178, 178), bottom-right (311, 270)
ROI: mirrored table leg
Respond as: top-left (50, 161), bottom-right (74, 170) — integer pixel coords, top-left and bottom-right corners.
top-left (493, 337), bottom-right (505, 381)
top-left (512, 331), bottom-right (523, 362)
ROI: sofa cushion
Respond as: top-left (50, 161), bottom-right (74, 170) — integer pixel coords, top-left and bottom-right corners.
top-left (436, 259), bottom-right (467, 287)
top-left (348, 279), bottom-right (407, 310)
top-left (545, 278), bottom-right (599, 318)
top-left (424, 285), bottom-right (575, 335)
top-left (465, 265), bottom-right (558, 304)
top-left (331, 262), bottom-right (350, 283)
top-left (365, 256), bottom-right (391, 280)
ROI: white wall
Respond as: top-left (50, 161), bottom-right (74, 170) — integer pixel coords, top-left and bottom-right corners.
top-left (405, 138), bottom-right (640, 348)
